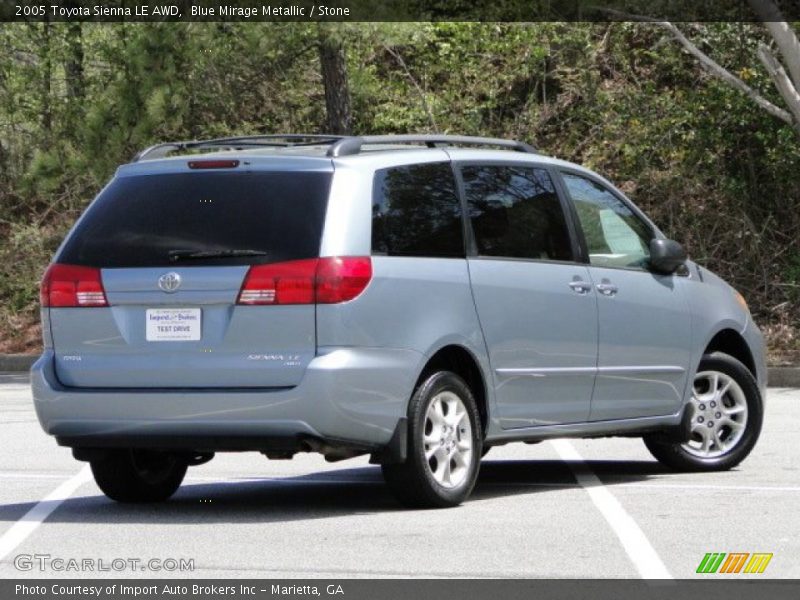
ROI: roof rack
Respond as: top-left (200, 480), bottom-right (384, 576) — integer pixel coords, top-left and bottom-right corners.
top-left (326, 135), bottom-right (537, 157)
top-left (133, 134), bottom-right (346, 161)
top-left (132, 133), bottom-right (537, 162)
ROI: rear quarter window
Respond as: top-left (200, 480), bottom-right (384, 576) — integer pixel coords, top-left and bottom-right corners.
top-left (371, 162), bottom-right (464, 258)
top-left (58, 171), bottom-right (332, 268)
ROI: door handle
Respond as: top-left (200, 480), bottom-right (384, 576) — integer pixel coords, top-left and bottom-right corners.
top-left (568, 281), bottom-right (592, 295)
top-left (596, 282), bottom-right (618, 297)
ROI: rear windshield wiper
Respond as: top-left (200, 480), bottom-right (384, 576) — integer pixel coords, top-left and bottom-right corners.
top-left (168, 249), bottom-right (269, 262)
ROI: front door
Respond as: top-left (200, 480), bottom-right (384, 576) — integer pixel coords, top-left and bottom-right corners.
top-left (559, 172), bottom-right (692, 420)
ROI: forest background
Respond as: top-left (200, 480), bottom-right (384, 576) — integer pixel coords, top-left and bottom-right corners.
top-left (1, 20), bottom-right (799, 363)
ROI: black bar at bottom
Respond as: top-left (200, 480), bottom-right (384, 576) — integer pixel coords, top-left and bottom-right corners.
top-left (4, 580), bottom-right (800, 600)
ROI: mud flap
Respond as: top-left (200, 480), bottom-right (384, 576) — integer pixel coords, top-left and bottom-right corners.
top-left (369, 417), bottom-right (408, 465)
top-left (658, 403), bottom-right (694, 443)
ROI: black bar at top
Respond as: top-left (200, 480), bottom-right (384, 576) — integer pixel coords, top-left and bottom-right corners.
top-left (2, 0), bottom-right (800, 23)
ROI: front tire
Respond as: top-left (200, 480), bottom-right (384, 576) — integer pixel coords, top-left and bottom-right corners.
top-left (382, 371), bottom-right (482, 508)
top-left (90, 449), bottom-right (187, 503)
top-left (644, 352), bottom-right (763, 471)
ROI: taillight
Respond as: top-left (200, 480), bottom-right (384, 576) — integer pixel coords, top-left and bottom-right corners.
top-left (237, 259), bottom-right (317, 305)
top-left (237, 257), bottom-right (372, 305)
top-left (40, 264), bottom-right (108, 308)
top-left (315, 256), bottom-right (372, 304)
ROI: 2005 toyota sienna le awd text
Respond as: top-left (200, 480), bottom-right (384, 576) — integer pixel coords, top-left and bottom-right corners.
top-left (31, 134), bottom-right (766, 508)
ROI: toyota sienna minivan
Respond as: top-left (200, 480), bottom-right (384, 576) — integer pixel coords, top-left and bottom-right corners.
top-left (31, 134), bottom-right (766, 507)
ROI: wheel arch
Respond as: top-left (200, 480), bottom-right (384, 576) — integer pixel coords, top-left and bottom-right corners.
top-left (703, 328), bottom-right (756, 378)
top-left (415, 344), bottom-right (489, 437)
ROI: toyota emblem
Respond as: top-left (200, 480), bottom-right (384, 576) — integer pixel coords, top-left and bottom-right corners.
top-left (158, 272), bottom-right (182, 293)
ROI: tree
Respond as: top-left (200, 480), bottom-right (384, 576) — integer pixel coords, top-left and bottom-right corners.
top-left (642, 0), bottom-right (800, 135)
top-left (63, 21), bottom-right (85, 132)
top-left (64, 22), bottom-right (84, 103)
top-left (37, 21), bottom-right (52, 138)
top-left (317, 25), bottom-right (353, 134)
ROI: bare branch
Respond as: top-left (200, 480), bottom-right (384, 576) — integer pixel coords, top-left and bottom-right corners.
top-left (598, 8), bottom-right (797, 128)
top-left (757, 44), bottom-right (800, 130)
top-left (763, 22), bottom-right (800, 90)
top-left (382, 44), bottom-right (439, 132)
top-left (748, 0), bottom-right (800, 89)
top-left (654, 21), bottom-right (794, 126)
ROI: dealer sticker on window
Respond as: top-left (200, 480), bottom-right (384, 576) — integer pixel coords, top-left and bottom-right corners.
top-left (146, 308), bottom-right (201, 341)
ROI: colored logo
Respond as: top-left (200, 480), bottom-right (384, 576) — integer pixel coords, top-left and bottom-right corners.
top-left (696, 552), bottom-right (773, 574)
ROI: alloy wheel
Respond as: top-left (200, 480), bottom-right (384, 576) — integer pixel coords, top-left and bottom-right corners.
top-left (682, 370), bottom-right (748, 458)
top-left (422, 391), bottom-right (474, 489)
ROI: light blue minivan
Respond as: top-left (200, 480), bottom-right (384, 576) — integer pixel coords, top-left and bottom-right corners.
top-left (31, 135), bottom-right (766, 507)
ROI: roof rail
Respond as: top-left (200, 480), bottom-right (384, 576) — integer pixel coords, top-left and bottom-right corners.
top-left (133, 134), bottom-right (346, 161)
top-left (326, 135), bottom-right (537, 157)
top-left (132, 133), bottom-right (537, 162)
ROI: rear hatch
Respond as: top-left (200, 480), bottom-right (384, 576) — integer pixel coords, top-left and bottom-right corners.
top-left (45, 159), bottom-right (332, 388)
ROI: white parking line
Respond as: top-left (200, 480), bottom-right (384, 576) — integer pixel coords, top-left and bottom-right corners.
top-left (181, 475), bottom-right (800, 493)
top-left (615, 482), bottom-right (800, 493)
top-left (5, 472), bottom-right (799, 495)
top-left (551, 439), bottom-right (673, 579)
top-left (0, 473), bottom-right (70, 480)
top-left (0, 466), bottom-right (91, 562)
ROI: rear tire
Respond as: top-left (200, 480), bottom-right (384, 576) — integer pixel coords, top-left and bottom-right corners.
top-left (382, 371), bottom-right (482, 508)
top-left (644, 352), bottom-right (763, 471)
top-left (90, 449), bottom-right (187, 503)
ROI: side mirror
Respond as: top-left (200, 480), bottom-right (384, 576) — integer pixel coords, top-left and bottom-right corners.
top-left (649, 238), bottom-right (687, 274)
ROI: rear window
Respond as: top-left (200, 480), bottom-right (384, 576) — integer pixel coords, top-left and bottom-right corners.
top-left (58, 171), bottom-right (331, 268)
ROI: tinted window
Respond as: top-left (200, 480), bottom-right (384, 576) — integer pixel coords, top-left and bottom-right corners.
top-left (462, 165), bottom-right (572, 261)
top-left (372, 163), bottom-right (463, 257)
top-left (58, 171), bottom-right (331, 268)
top-left (562, 173), bottom-right (652, 269)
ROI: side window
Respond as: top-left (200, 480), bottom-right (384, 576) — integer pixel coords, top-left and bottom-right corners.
top-left (562, 173), bottom-right (652, 270)
top-left (372, 162), bottom-right (464, 257)
top-left (461, 164), bottom-right (572, 261)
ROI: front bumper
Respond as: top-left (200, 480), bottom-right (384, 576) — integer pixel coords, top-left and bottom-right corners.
top-left (742, 316), bottom-right (768, 399)
top-left (31, 346), bottom-right (421, 452)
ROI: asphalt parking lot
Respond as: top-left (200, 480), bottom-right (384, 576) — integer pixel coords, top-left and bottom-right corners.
top-left (0, 372), bottom-right (797, 579)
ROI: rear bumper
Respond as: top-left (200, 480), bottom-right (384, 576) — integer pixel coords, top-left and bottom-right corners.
top-left (31, 346), bottom-right (421, 452)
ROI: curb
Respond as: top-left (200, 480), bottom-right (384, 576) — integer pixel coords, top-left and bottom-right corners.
top-left (767, 367), bottom-right (800, 388)
top-left (1, 354), bottom-right (799, 387)
top-left (0, 354), bottom-right (37, 372)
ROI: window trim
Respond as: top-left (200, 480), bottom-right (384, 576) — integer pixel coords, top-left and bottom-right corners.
top-left (450, 161), bottom-right (477, 258)
top-left (453, 160), bottom-right (582, 265)
top-left (555, 168), bottom-right (661, 273)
